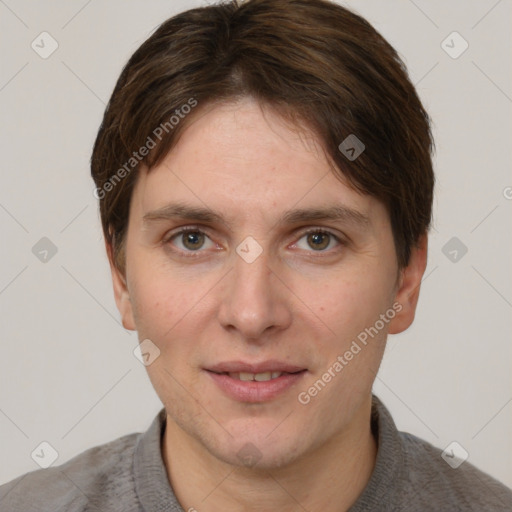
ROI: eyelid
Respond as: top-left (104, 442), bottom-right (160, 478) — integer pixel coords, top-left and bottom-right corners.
top-left (162, 225), bottom-right (212, 243)
top-left (298, 227), bottom-right (343, 240)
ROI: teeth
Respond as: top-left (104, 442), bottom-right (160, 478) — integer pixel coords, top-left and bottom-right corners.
top-left (255, 371), bottom-right (272, 382)
top-left (229, 371), bottom-right (284, 381)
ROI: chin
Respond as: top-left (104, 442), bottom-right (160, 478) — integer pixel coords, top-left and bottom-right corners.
top-left (165, 396), bottom-right (321, 470)
top-left (214, 439), bottom-right (305, 471)
top-left (206, 419), bottom-right (309, 470)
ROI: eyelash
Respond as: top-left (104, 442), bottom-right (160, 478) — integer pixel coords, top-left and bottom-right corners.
top-left (162, 226), bottom-right (345, 258)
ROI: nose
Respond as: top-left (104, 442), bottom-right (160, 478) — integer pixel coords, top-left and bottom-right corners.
top-left (217, 242), bottom-right (292, 342)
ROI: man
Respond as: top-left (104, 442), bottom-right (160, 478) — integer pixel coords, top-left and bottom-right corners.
top-left (1, 0), bottom-right (511, 510)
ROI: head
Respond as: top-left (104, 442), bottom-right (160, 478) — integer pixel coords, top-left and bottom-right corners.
top-left (91, 0), bottom-right (434, 469)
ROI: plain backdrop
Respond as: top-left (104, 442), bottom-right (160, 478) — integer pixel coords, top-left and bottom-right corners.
top-left (1, 0), bottom-right (511, 490)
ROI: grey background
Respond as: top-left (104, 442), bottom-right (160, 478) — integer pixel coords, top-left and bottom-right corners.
top-left (1, 0), bottom-right (511, 488)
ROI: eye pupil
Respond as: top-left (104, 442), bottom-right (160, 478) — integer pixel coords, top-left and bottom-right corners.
top-left (308, 232), bottom-right (329, 251)
top-left (183, 232), bottom-right (204, 250)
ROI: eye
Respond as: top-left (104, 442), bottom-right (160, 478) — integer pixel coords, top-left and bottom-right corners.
top-left (294, 229), bottom-right (341, 252)
top-left (164, 227), bottom-right (216, 254)
top-left (163, 227), bottom-right (343, 257)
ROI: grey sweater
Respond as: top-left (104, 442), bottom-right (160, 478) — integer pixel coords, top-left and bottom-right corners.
top-left (1, 395), bottom-right (511, 511)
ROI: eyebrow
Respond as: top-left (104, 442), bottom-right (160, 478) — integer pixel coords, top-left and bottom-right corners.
top-left (142, 202), bottom-right (370, 230)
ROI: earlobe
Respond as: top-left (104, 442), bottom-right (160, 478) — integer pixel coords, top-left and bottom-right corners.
top-left (106, 241), bottom-right (136, 331)
top-left (388, 234), bottom-right (428, 335)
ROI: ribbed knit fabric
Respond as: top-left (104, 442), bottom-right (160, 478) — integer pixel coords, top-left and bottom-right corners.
top-left (1, 395), bottom-right (511, 511)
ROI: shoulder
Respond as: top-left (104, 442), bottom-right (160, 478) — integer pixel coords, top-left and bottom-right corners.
top-left (399, 431), bottom-right (512, 511)
top-left (0, 432), bottom-right (141, 512)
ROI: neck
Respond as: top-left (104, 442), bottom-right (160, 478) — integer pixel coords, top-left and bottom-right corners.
top-left (162, 397), bottom-right (377, 512)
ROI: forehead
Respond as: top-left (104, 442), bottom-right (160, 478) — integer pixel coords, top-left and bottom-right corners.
top-left (132, 98), bottom-right (387, 229)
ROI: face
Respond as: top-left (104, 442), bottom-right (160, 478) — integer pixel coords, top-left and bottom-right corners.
top-left (111, 97), bottom-right (426, 470)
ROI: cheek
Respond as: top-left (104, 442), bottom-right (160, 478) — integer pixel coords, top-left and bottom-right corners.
top-left (130, 281), bottom-right (166, 334)
top-left (301, 270), bottom-right (394, 338)
top-left (129, 272), bottom-right (189, 347)
top-left (128, 265), bottom-right (217, 372)
top-left (128, 252), bottom-right (188, 323)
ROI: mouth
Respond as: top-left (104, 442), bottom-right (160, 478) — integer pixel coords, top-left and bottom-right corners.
top-left (204, 361), bottom-right (307, 402)
top-left (209, 370), bottom-right (305, 381)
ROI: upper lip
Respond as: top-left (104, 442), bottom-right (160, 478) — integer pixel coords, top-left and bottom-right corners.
top-left (206, 360), bottom-right (306, 374)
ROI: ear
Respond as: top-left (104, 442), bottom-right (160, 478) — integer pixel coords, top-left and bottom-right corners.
top-left (388, 234), bottom-right (428, 335)
top-left (106, 239), bottom-right (136, 331)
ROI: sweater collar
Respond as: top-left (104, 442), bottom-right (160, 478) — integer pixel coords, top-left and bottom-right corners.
top-left (133, 408), bottom-right (183, 511)
top-left (348, 394), bottom-right (406, 511)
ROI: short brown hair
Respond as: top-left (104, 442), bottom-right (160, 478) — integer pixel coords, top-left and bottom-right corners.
top-left (91, 0), bottom-right (434, 272)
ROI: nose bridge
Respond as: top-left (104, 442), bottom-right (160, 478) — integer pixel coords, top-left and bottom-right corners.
top-left (218, 237), bottom-right (288, 339)
top-left (234, 241), bottom-right (272, 296)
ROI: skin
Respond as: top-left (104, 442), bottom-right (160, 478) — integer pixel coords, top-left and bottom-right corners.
top-left (109, 97), bottom-right (428, 511)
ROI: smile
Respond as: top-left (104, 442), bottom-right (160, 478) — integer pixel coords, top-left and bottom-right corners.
top-left (205, 362), bottom-right (307, 402)
top-left (224, 371), bottom-right (289, 381)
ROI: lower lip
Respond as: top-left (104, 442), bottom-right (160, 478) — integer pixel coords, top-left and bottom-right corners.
top-left (205, 370), bottom-right (307, 403)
